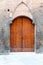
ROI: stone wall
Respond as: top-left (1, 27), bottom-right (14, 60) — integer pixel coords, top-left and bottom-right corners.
top-left (0, 0), bottom-right (43, 53)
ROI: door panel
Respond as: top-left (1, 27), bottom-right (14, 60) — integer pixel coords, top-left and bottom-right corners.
top-left (10, 17), bottom-right (22, 52)
top-left (23, 17), bottom-right (34, 51)
top-left (10, 17), bottom-right (34, 52)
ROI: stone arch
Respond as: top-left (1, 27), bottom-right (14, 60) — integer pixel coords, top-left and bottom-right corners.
top-left (12, 2), bottom-right (33, 22)
top-left (10, 2), bottom-right (36, 52)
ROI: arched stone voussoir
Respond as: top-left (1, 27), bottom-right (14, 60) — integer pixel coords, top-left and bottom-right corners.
top-left (12, 2), bottom-right (33, 23)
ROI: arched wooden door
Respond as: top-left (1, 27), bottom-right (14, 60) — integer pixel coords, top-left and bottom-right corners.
top-left (10, 17), bottom-right (34, 52)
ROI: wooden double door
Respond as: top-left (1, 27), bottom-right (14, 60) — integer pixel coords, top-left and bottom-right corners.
top-left (10, 17), bottom-right (34, 52)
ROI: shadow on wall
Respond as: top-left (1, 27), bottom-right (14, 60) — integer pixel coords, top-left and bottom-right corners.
top-left (0, 28), bottom-right (9, 54)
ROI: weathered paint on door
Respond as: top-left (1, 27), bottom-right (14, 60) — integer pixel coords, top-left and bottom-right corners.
top-left (10, 17), bottom-right (34, 52)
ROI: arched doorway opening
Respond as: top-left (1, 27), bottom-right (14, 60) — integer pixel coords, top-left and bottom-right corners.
top-left (10, 16), bottom-right (35, 52)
